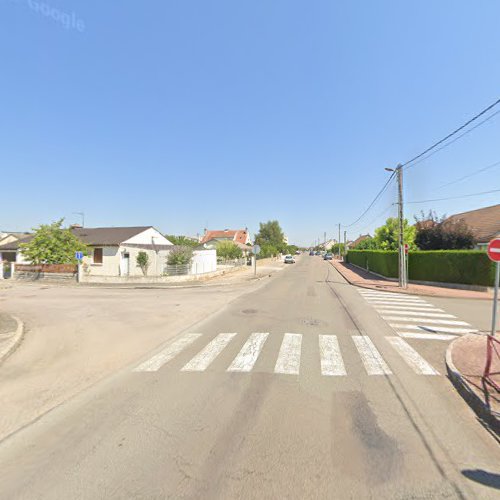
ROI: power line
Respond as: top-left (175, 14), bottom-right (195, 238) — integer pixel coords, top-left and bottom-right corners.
top-left (401, 97), bottom-right (500, 170)
top-left (342, 172), bottom-right (396, 228)
top-left (406, 188), bottom-right (500, 204)
top-left (403, 109), bottom-right (500, 171)
top-left (435, 158), bottom-right (500, 190)
top-left (356, 203), bottom-right (395, 235)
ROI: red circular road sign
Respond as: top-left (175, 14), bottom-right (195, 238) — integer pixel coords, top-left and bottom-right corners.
top-left (487, 238), bottom-right (500, 262)
top-left (404, 244), bottom-right (409, 254)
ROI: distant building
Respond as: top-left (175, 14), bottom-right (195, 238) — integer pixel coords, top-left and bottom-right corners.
top-left (200, 228), bottom-right (251, 252)
top-left (444, 204), bottom-right (500, 249)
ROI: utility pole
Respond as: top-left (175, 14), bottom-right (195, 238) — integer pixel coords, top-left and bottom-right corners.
top-left (396, 165), bottom-right (406, 288)
top-left (343, 230), bottom-right (347, 259)
top-left (338, 223), bottom-right (341, 259)
top-left (385, 164), bottom-right (406, 288)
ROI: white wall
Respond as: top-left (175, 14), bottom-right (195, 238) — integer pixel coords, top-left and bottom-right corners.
top-left (191, 249), bottom-right (217, 274)
top-left (123, 227), bottom-right (173, 246)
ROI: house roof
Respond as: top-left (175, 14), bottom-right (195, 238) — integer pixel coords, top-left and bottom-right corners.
top-left (0, 233), bottom-right (33, 251)
top-left (350, 234), bottom-right (371, 247)
top-left (200, 229), bottom-right (249, 245)
top-left (445, 204), bottom-right (500, 243)
top-left (72, 227), bottom-right (152, 246)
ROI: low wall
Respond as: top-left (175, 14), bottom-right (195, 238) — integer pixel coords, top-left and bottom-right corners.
top-left (78, 263), bottom-right (245, 284)
top-left (13, 264), bottom-right (77, 282)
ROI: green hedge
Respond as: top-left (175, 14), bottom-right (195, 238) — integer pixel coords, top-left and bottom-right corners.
top-left (347, 250), bottom-right (496, 286)
top-left (347, 250), bottom-right (398, 278)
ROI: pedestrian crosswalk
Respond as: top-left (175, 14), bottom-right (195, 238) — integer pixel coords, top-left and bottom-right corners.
top-left (357, 289), bottom-right (477, 340)
top-left (134, 331), bottom-right (440, 377)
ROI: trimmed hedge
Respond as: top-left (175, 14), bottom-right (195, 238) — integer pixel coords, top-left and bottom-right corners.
top-left (347, 250), bottom-right (398, 278)
top-left (347, 250), bottom-right (496, 286)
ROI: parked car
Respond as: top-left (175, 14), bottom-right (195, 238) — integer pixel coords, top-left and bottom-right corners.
top-left (309, 250), bottom-right (315, 256)
top-left (315, 251), bottom-right (321, 255)
top-left (284, 254), bottom-right (295, 264)
top-left (324, 253), bottom-right (333, 260)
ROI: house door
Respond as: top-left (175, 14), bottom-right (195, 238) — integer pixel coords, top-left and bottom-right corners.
top-left (120, 252), bottom-right (130, 276)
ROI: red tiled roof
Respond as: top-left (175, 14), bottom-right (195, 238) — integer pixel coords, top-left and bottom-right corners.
top-left (351, 234), bottom-right (371, 247)
top-left (200, 229), bottom-right (249, 245)
top-left (445, 204), bottom-right (500, 243)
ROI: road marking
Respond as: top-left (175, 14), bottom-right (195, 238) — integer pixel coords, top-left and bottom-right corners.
top-left (389, 324), bottom-right (477, 334)
top-left (368, 299), bottom-right (432, 308)
top-left (374, 304), bottom-right (444, 311)
top-left (386, 337), bottom-right (439, 375)
top-left (182, 333), bottom-right (237, 371)
top-left (382, 316), bottom-right (469, 326)
top-left (319, 335), bottom-right (347, 376)
top-left (352, 336), bottom-right (392, 375)
top-left (227, 332), bottom-right (269, 372)
top-left (375, 309), bottom-right (453, 318)
top-left (134, 333), bottom-right (203, 372)
top-left (364, 297), bottom-right (427, 304)
top-left (275, 333), bottom-right (302, 375)
top-left (398, 332), bottom-right (458, 340)
top-left (359, 291), bottom-right (411, 298)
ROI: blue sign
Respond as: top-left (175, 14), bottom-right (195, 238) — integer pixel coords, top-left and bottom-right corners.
top-left (75, 251), bottom-right (83, 260)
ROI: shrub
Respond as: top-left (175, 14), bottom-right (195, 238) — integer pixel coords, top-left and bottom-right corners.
top-left (136, 251), bottom-right (149, 275)
top-left (216, 241), bottom-right (243, 260)
top-left (167, 247), bottom-right (193, 265)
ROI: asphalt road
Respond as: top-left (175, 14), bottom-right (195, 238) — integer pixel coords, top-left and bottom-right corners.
top-left (0, 256), bottom-right (499, 499)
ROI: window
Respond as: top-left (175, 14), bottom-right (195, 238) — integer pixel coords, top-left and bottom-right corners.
top-left (93, 248), bottom-right (103, 264)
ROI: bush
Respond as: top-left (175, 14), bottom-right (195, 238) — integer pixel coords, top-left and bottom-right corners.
top-left (136, 251), bottom-right (149, 275)
top-left (347, 249), bottom-right (496, 286)
top-left (216, 241), bottom-right (243, 260)
top-left (257, 243), bottom-right (278, 259)
top-left (167, 247), bottom-right (193, 265)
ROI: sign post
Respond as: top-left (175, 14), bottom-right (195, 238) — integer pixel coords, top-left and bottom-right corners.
top-left (252, 245), bottom-right (261, 277)
top-left (487, 238), bottom-right (500, 337)
top-left (75, 251), bottom-right (84, 283)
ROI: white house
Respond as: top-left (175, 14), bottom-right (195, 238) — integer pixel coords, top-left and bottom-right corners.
top-left (0, 232), bottom-right (33, 263)
top-left (74, 226), bottom-right (174, 277)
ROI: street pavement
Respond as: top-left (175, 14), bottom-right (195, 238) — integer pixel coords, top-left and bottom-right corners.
top-left (0, 256), bottom-right (499, 499)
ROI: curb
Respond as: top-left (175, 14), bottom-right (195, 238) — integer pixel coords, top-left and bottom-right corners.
top-left (328, 261), bottom-right (491, 300)
top-left (0, 316), bottom-right (24, 365)
top-left (445, 338), bottom-right (500, 436)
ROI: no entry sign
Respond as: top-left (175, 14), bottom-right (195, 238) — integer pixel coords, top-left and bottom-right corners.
top-left (487, 238), bottom-right (500, 262)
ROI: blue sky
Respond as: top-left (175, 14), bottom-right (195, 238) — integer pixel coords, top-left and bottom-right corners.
top-left (1, 0), bottom-right (499, 246)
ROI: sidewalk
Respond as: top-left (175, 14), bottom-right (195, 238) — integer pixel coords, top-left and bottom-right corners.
top-left (446, 334), bottom-right (499, 435)
top-left (0, 314), bottom-right (23, 364)
top-left (329, 259), bottom-right (494, 300)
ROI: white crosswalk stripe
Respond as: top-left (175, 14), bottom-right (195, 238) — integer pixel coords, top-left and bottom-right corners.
top-left (352, 336), bottom-right (392, 375)
top-left (386, 337), bottom-right (439, 375)
top-left (382, 316), bottom-right (470, 326)
top-left (375, 309), bottom-right (453, 318)
top-left (134, 333), bottom-right (202, 372)
top-left (319, 335), bottom-right (347, 376)
top-left (374, 304), bottom-right (443, 311)
top-left (398, 332), bottom-right (458, 340)
top-left (359, 292), bottom-right (409, 298)
top-left (182, 333), bottom-right (237, 371)
top-left (227, 332), bottom-right (269, 372)
top-left (389, 324), bottom-right (477, 334)
top-left (364, 298), bottom-right (427, 304)
top-left (275, 333), bottom-right (302, 375)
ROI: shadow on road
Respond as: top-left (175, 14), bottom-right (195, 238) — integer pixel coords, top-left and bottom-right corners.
top-left (462, 469), bottom-right (500, 490)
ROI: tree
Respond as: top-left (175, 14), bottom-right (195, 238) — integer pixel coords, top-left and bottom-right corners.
top-left (374, 217), bottom-right (416, 251)
top-left (20, 219), bottom-right (87, 264)
top-left (254, 220), bottom-right (285, 247)
top-left (165, 235), bottom-right (199, 248)
top-left (216, 241), bottom-right (243, 260)
top-left (167, 247), bottom-right (193, 265)
top-left (258, 243), bottom-right (278, 259)
top-left (414, 210), bottom-right (475, 250)
top-left (354, 237), bottom-right (378, 250)
top-left (136, 251), bottom-right (149, 275)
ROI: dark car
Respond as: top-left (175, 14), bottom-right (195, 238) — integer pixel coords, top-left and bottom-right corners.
top-left (309, 250), bottom-right (315, 256)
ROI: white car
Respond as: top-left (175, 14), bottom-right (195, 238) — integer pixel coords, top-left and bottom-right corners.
top-left (284, 254), bottom-right (295, 264)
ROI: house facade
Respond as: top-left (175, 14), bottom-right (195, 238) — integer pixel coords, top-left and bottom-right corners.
top-left (0, 232), bottom-right (33, 263)
top-left (199, 228), bottom-right (252, 253)
top-left (75, 226), bottom-right (174, 277)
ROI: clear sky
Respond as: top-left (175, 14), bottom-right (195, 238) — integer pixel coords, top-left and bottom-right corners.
top-left (2, 0), bottom-right (499, 246)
